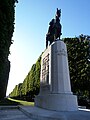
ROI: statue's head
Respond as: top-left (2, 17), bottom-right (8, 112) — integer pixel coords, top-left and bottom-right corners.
top-left (56, 8), bottom-right (61, 18)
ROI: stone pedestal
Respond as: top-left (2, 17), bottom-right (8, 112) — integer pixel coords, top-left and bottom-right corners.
top-left (35, 40), bottom-right (78, 111)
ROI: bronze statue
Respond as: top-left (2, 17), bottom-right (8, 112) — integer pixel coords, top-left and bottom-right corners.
top-left (46, 8), bottom-right (62, 48)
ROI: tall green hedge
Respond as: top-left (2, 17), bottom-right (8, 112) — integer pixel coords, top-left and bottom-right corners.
top-left (0, 0), bottom-right (18, 99)
top-left (64, 35), bottom-right (90, 97)
top-left (10, 56), bottom-right (41, 101)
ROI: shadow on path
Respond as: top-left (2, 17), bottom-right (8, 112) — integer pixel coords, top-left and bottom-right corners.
top-left (0, 98), bottom-right (20, 106)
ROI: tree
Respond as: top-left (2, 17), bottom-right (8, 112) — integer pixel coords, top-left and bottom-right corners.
top-left (9, 83), bottom-right (22, 99)
top-left (64, 35), bottom-right (90, 103)
top-left (0, 0), bottom-right (18, 99)
top-left (9, 55), bottom-right (41, 101)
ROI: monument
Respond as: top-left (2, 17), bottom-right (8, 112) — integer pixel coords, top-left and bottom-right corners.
top-left (35, 8), bottom-right (78, 111)
top-left (23, 8), bottom-right (90, 120)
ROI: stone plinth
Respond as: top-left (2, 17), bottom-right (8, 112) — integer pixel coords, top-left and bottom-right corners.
top-left (35, 40), bottom-right (78, 111)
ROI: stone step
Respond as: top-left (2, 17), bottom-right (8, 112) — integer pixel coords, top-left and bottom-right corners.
top-left (19, 105), bottom-right (90, 120)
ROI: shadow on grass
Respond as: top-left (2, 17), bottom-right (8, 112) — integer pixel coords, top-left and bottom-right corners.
top-left (0, 98), bottom-right (20, 106)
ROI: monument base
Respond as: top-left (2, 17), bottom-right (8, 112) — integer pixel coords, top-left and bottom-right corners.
top-left (35, 93), bottom-right (78, 111)
top-left (19, 105), bottom-right (90, 120)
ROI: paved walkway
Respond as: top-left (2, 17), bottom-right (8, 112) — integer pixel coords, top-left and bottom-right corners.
top-left (0, 106), bottom-right (90, 120)
top-left (20, 106), bottom-right (90, 120)
top-left (0, 106), bottom-right (32, 120)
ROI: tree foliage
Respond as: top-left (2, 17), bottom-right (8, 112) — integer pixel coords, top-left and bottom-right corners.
top-left (9, 55), bottom-right (41, 101)
top-left (64, 35), bottom-right (90, 106)
top-left (0, 0), bottom-right (18, 99)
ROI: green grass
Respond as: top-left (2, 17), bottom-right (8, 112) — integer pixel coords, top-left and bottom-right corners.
top-left (0, 98), bottom-right (34, 106)
top-left (8, 98), bottom-right (34, 106)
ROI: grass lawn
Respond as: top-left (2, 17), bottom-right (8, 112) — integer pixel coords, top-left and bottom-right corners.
top-left (0, 98), bottom-right (34, 106)
top-left (8, 98), bottom-right (34, 106)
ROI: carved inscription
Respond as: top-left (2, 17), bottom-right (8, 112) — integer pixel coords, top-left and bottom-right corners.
top-left (55, 49), bottom-right (67, 56)
top-left (42, 54), bottom-right (49, 84)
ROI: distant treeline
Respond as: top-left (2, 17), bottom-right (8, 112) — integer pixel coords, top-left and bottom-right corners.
top-left (9, 35), bottom-right (90, 108)
top-left (9, 56), bottom-right (41, 101)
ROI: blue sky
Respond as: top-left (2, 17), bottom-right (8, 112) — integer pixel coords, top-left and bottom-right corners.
top-left (7, 0), bottom-right (90, 95)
